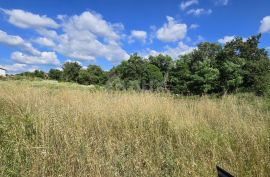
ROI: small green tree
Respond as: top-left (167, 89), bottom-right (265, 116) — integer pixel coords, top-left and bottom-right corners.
top-left (87, 65), bottom-right (107, 85)
top-left (33, 70), bottom-right (46, 79)
top-left (48, 69), bottom-right (63, 81)
top-left (169, 56), bottom-right (192, 94)
top-left (149, 54), bottom-right (173, 89)
top-left (116, 54), bottom-right (147, 89)
top-left (62, 62), bottom-right (82, 82)
top-left (142, 64), bottom-right (163, 90)
top-left (77, 69), bottom-right (90, 85)
top-left (106, 76), bottom-right (125, 90)
top-left (189, 59), bottom-right (220, 94)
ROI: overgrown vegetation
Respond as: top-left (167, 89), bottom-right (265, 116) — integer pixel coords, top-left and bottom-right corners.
top-left (0, 81), bottom-right (269, 176)
top-left (15, 34), bottom-right (270, 96)
top-left (2, 34), bottom-right (269, 176)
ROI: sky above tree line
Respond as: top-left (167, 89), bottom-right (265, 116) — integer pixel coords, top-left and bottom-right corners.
top-left (0, 0), bottom-right (269, 73)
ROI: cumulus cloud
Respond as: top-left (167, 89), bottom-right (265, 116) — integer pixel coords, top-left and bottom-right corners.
top-left (128, 30), bottom-right (147, 43)
top-left (0, 63), bottom-right (38, 73)
top-left (164, 42), bottom-right (195, 58)
top-left (0, 30), bottom-right (39, 54)
top-left (142, 42), bottom-right (195, 59)
top-left (259, 16), bottom-right (270, 33)
top-left (180, 0), bottom-right (199, 10)
top-left (218, 35), bottom-right (235, 44)
top-left (1, 9), bottom-right (129, 64)
top-left (11, 51), bottom-right (60, 65)
top-left (156, 16), bottom-right (187, 42)
top-left (1, 9), bottom-right (59, 29)
top-left (62, 11), bottom-right (120, 40)
top-left (34, 37), bottom-right (55, 47)
top-left (41, 11), bottom-right (129, 62)
top-left (187, 8), bottom-right (212, 16)
top-left (37, 28), bottom-right (59, 39)
top-left (0, 29), bottom-right (60, 65)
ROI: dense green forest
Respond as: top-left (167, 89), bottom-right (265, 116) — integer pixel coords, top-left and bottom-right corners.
top-left (17, 34), bottom-right (270, 95)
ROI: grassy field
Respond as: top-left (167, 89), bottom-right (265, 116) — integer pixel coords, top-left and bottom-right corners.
top-left (0, 80), bottom-right (269, 176)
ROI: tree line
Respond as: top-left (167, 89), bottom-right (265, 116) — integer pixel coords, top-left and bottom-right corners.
top-left (18, 34), bottom-right (270, 95)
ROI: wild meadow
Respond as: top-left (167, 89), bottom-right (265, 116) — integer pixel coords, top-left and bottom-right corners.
top-left (0, 80), bottom-right (269, 176)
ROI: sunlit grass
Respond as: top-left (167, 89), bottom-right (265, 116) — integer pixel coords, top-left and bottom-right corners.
top-left (0, 80), bottom-right (269, 176)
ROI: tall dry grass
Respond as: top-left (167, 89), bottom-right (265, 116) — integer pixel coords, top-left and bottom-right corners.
top-left (0, 81), bottom-right (269, 176)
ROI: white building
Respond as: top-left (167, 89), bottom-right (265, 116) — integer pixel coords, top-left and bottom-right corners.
top-left (0, 67), bottom-right (6, 77)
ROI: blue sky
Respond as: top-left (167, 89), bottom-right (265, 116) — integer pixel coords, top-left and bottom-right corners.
top-left (0, 0), bottom-right (269, 73)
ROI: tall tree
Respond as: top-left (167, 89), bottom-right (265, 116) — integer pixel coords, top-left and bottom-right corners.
top-left (116, 54), bottom-right (147, 89)
top-left (142, 64), bottom-right (163, 90)
top-left (149, 54), bottom-right (173, 89)
top-left (223, 34), bottom-right (270, 95)
top-left (62, 62), bottom-right (82, 82)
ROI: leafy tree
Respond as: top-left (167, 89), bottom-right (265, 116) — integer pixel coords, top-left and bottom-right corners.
top-left (223, 34), bottom-right (270, 95)
top-left (87, 65), bottom-right (107, 85)
top-left (170, 43), bottom-right (221, 95)
top-left (106, 76), bottom-right (125, 90)
top-left (126, 80), bottom-right (141, 91)
top-left (189, 59), bottom-right (220, 94)
top-left (192, 42), bottom-right (222, 63)
top-left (48, 69), bottom-right (63, 81)
top-left (20, 70), bottom-right (46, 79)
top-left (62, 62), bottom-right (82, 82)
top-left (116, 54), bottom-right (147, 89)
top-left (216, 48), bottom-right (245, 93)
top-left (169, 55), bottom-right (192, 94)
top-left (78, 65), bottom-right (107, 85)
top-left (142, 64), bottom-right (163, 90)
top-left (33, 70), bottom-right (46, 79)
top-left (149, 54), bottom-right (173, 89)
top-left (78, 69), bottom-right (90, 85)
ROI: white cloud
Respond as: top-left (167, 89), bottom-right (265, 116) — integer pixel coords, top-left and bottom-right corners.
top-left (164, 42), bottom-right (195, 58)
top-left (187, 8), bottom-right (212, 16)
top-left (180, 0), bottom-right (199, 10)
top-left (2, 9), bottom-right (59, 29)
top-left (0, 30), bottom-right (39, 54)
top-left (128, 30), bottom-right (147, 43)
top-left (214, 0), bottom-right (229, 6)
top-left (259, 16), bottom-right (270, 33)
top-left (141, 42), bottom-right (195, 59)
top-left (156, 16), bottom-right (187, 42)
top-left (37, 28), bottom-right (59, 39)
top-left (190, 24), bottom-right (199, 29)
top-left (1, 9), bottom-right (129, 64)
top-left (34, 37), bottom-right (55, 47)
top-left (41, 11), bottom-right (129, 62)
top-left (11, 51), bottom-right (60, 65)
top-left (0, 29), bottom-right (60, 65)
top-left (147, 50), bottom-right (160, 57)
top-left (63, 11), bottom-right (120, 40)
top-left (218, 35), bottom-right (235, 44)
top-left (0, 63), bottom-right (38, 73)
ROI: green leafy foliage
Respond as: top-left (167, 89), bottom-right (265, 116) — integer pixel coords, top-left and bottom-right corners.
top-left (142, 64), bottom-right (163, 90)
top-left (62, 62), bottom-right (82, 82)
top-left (13, 34), bottom-right (270, 96)
top-left (78, 65), bottom-right (107, 85)
top-left (48, 69), bottom-right (63, 81)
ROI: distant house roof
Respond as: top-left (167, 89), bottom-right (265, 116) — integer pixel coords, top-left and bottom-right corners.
top-left (0, 67), bottom-right (7, 71)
